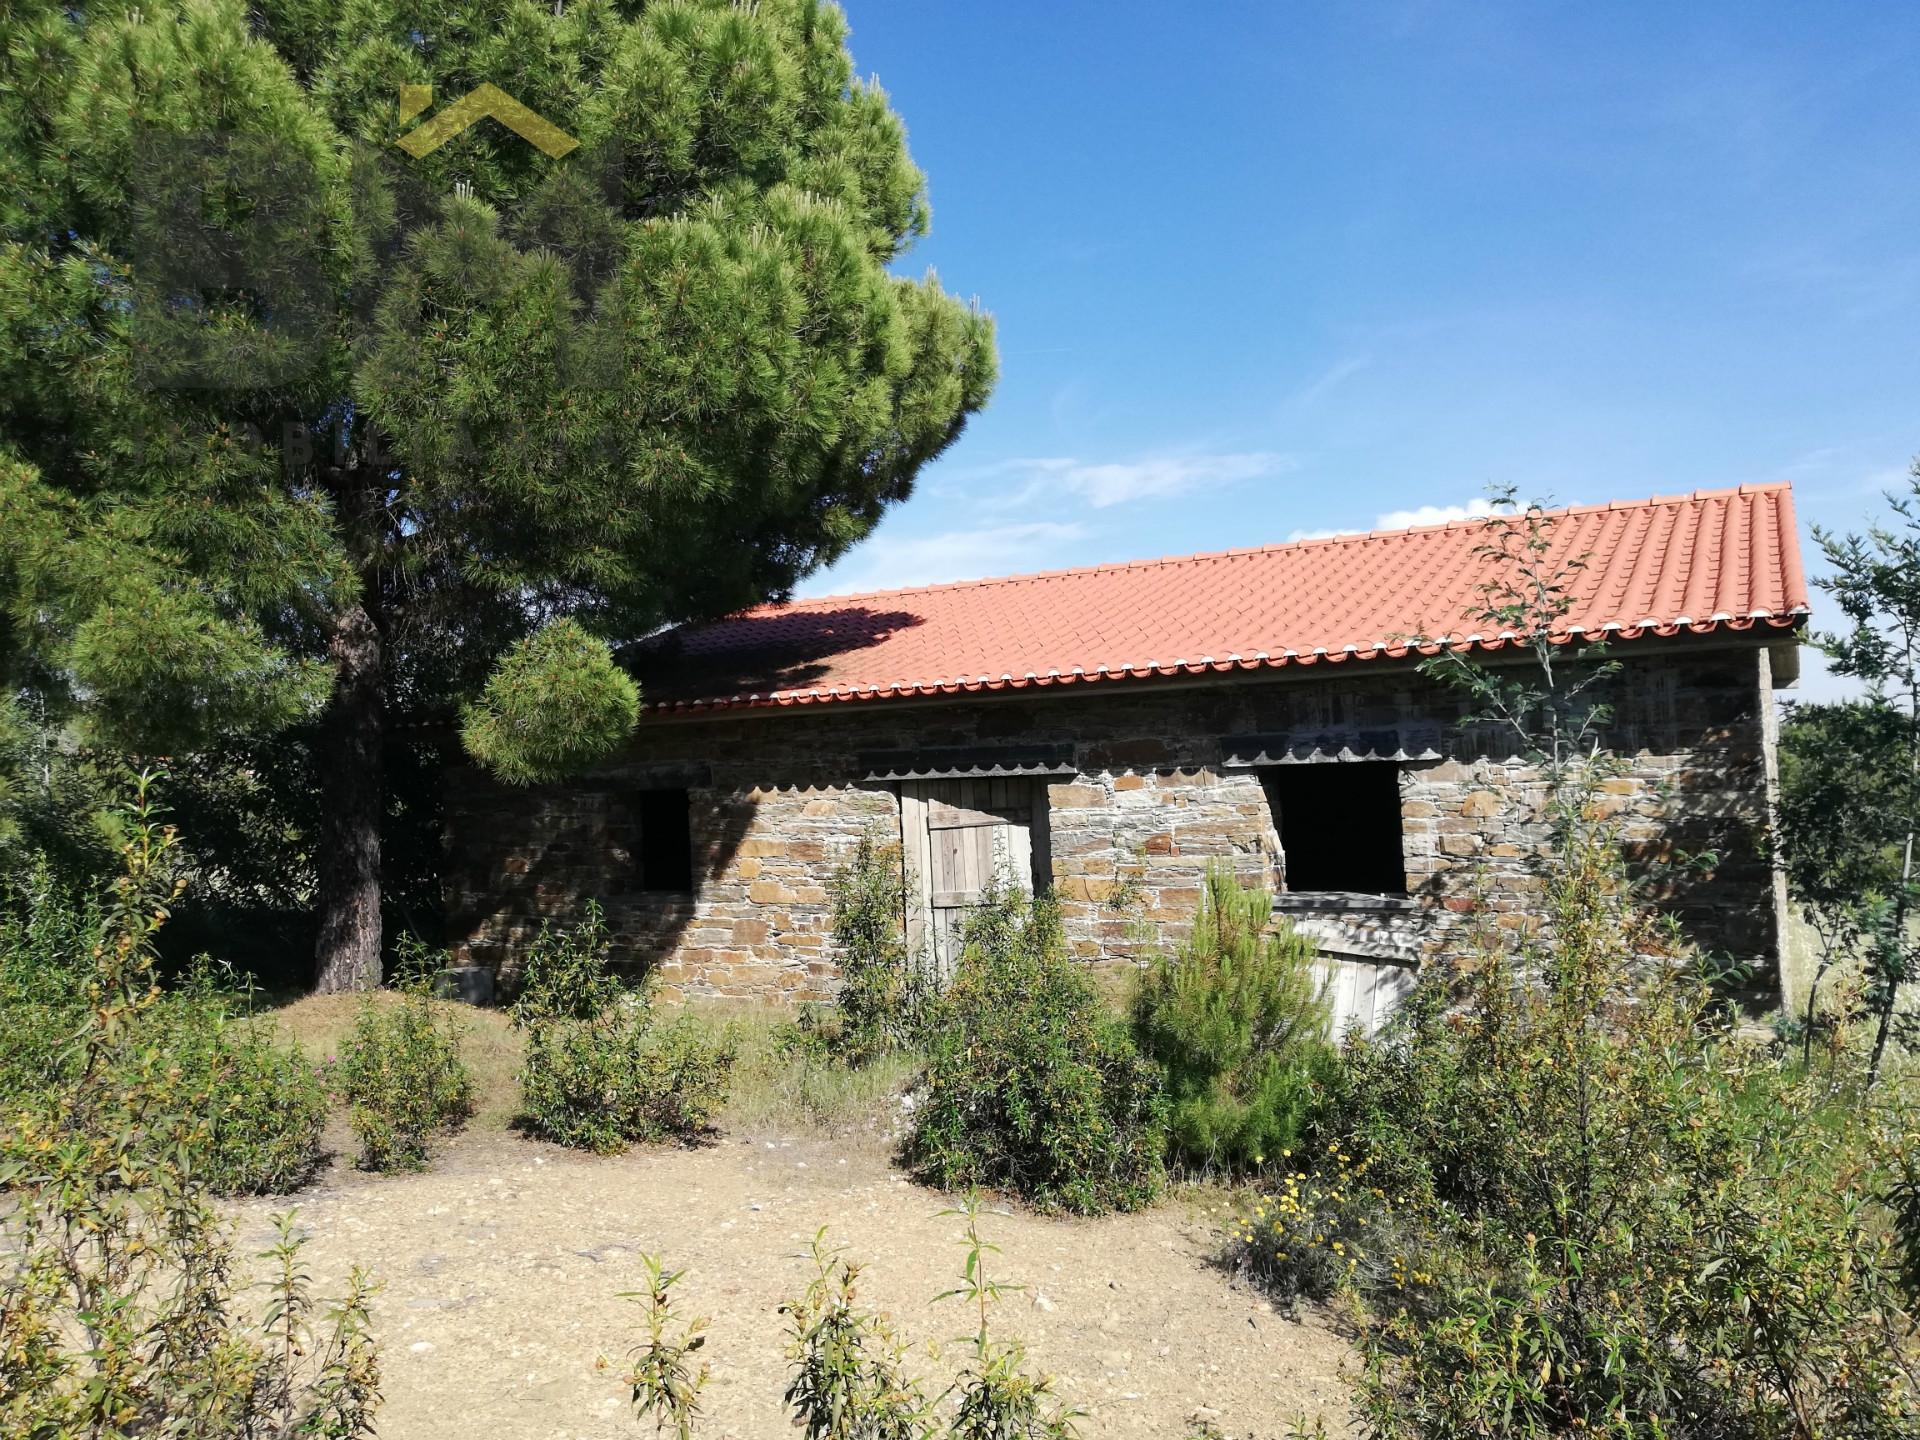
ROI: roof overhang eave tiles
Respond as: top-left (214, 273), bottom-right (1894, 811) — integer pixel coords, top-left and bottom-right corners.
top-left (639, 606), bottom-right (1809, 716)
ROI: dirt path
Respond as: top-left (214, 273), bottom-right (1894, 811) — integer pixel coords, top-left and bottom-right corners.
top-left (229, 1130), bottom-right (1350, 1439)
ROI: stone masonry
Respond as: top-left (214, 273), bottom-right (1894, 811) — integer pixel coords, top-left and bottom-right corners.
top-left (444, 638), bottom-right (1789, 1004)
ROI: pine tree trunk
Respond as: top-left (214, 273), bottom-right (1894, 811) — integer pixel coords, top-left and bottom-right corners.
top-left (313, 602), bottom-right (384, 993)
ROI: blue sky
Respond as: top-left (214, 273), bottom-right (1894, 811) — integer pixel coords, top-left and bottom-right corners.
top-left (797, 2), bottom-right (1919, 696)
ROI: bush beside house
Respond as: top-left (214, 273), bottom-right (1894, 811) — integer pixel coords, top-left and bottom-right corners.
top-left (337, 978), bottom-right (477, 1173)
top-left (1132, 865), bottom-right (1336, 1178)
top-left (511, 905), bottom-right (738, 1154)
top-left (906, 887), bottom-right (1168, 1215)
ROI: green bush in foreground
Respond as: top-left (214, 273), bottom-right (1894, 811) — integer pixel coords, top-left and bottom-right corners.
top-left (907, 888), bottom-right (1166, 1215)
top-left (1228, 494), bottom-right (1920, 1436)
top-left (781, 1231), bottom-right (929, 1439)
top-left (0, 773), bottom-right (379, 1436)
top-left (0, 863), bottom-right (94, 1103)
top-left (512, 906), bottom-right (737, 1154)
top-left (1232, 819), bottom-right (1920, 1437)
top-left (520, 1002), bottom-right (737, 1154)
top-left (1132, 865), bottom-right (1334, 1177)
top-left (2, 866), bottom-right (326, 1196)
top-left (337, 974), bottom-right (475, 1173)
top-left (163, 969), bottom-right (329, 1195)
top-left (636, 1195), bottom-right (1082, 1439)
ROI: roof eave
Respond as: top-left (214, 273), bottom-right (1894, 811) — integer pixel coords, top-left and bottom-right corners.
top-left (638, 610), bottom-right (1809, 718)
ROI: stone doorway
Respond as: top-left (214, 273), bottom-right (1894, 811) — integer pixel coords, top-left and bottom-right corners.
top-left (898, 777), bottom-right (1050, 975)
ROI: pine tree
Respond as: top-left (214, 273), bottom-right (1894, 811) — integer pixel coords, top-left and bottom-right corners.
top-left (0, 0), bottom-right (997, 989)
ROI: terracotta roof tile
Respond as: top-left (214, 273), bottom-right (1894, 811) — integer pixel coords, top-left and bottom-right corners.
top-left (630, 483), bottom-right (1808, 713)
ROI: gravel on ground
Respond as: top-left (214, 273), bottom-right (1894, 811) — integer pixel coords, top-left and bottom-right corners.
top-left (228, 1129), bottom-right (1351, 1439)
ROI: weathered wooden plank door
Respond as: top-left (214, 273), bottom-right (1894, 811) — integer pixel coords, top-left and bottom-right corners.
top-left (1319, 955), bottom-right (1417, 1039)
top-left (899, 777), bottom-right (1041, 976)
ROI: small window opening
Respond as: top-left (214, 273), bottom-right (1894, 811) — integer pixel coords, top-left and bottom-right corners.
top-left (635, 788), bottom-right (694, 893)
top-left (1263, 762), bottom-right (1406, 895)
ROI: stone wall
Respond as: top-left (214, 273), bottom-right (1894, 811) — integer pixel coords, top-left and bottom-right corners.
top-left (443, 639), bottom-right (1787, 1003)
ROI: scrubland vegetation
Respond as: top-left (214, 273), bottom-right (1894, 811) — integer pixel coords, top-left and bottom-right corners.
top-left (0, 778), bottom-right (379, 1435)
top-left (5, 741), bottom-right (1918, 1439)
top-left (629, 1195), bottom-right (1095, 1440)
top-left (510, 903), bottom-right (739, 1155)
top-left (336, 957), bottom-right (477, 1172)
top-left (2, 0), bottom-right (1916, 1428)
top-left (3, 499), bottom-right (1919, 1439)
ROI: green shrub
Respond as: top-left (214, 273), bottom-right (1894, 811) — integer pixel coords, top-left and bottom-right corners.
top-left (826, 830), bottom-right (939, 1061)
top-left (1880, 1106), bottom-right (1920, 1304)
top-left (0, 861), bottom-right (95, 1105)
top-left (941, 1194), bottom-right (1082, 1440)
top-left (510, 899), bottom-right (624, 1026)
top-left (781, 1230), bottom-right (929, 1439)
top-left (1226, 1142), bottom-right (1414, 1314)
top-left (627, 1253), bottom-right (711, 1438)
top-left (1280, 820), bottom-right (1920, 1436)
top-left (1296, 977), bottom-right (1468, 1204)
top-left (510, 904), bottom-right (737, 1153)
top-left (1131, 865), bottom-right (1334, 1176)
top-left (1, 871), bottom-right (326, 1196)
top-left (519, 999), bottom-right (737, 1154)
top-left (337, 983), bottom-right (475, 1172)
top-left (906, 887), bottom-right (1166, 1215)
top-left (160, 969), bottom-right (328, 1195)
top-left (1285, 498), bottom-right (1920, 1435)
top-left (0, 773), bottom-right (380, 1436)
top-left (637, 1196), bottom-right (1082, 1440)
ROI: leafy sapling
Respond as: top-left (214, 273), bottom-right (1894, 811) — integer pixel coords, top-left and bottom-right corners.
top-left (936, 1193), bottom-right (1082, 1440)
top-left (626, 1254), bottom-right (710, 1440)
top-left (1412, 486), bottom-right (1620, 805)
top-left (783, 1228), bottom-right (931, 1440)
top-left (1805, 466), bottom-right (1920, 1084)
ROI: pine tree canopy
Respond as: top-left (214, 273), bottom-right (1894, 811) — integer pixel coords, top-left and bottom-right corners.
top-left (0, 0), bottom-right (997, 987)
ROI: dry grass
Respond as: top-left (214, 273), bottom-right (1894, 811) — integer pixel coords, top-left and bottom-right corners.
top-left (1086, 958), bottom-right (1142, 1013)
top-left (258, 993), bottom-right (922, 1142)
top-left (709, 1003), bottom-right (922, 1140)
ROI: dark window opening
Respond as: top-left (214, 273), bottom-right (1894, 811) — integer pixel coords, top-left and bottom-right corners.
top-left (1263, 762), bottom-right (1406, 896)
top-left (635, 788), bottom-right (694, 893)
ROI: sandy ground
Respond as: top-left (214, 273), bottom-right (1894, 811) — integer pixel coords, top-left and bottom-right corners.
top-left (227, 1129), bottom-right (1351, 1439)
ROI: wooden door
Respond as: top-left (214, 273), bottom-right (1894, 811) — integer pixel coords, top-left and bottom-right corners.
top-left (1320, 955), bottom-right (1416, 1040)
top-left (899, 777), bottom-right (1044, 976)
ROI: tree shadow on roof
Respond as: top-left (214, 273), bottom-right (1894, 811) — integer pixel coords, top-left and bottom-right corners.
top-left (621, 605), bottom-right (926, 704)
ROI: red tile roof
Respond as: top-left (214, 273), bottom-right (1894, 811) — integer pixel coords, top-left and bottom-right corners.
top-left (630, 483), bottom-right (1809, 714)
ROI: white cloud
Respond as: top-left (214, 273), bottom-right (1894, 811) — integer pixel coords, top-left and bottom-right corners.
top-left (1853, 464), bottom-right (1912, 497)
top-left (977, 451), bottom-right (1296, 510)
top-left (1287, 497), bottom-right (1511, 543)
top-left (1374, 497), bottom-right (1505, 530)
top-left (801, 521), bottom-right (1087, 598)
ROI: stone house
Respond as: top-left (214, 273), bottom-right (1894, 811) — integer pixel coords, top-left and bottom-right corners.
top-left (446, 483), bottom-right (1809, 1033)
